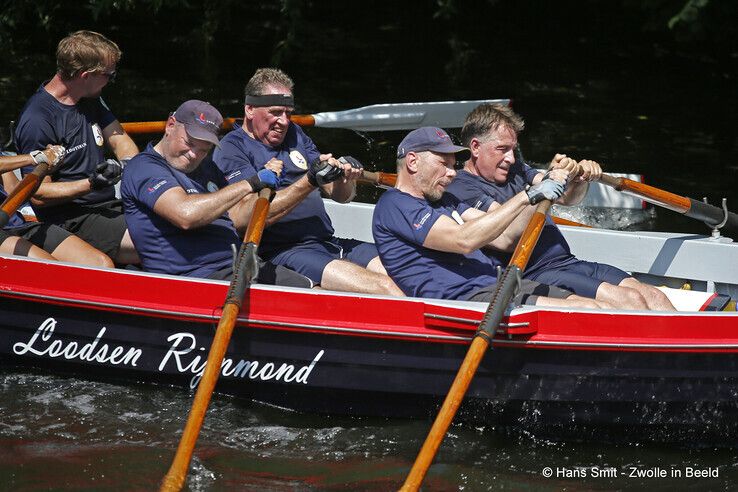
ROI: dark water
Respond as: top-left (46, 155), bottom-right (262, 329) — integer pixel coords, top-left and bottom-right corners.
top-left (2, 369), bottom-right (738, 491)
top-left (1, 2), bottom-right (737, 490)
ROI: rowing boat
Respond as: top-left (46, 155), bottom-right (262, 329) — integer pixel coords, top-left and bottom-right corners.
top-left (1, 200), bottom-right (737, 439)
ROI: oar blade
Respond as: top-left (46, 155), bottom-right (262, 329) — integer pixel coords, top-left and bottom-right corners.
top-left (312, 99), bottom-right (510, 131)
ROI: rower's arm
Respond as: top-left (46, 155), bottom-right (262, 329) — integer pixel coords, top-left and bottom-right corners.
top-left (103, 120), bottom-right (139, 160)
top-left (422, 192), bottom-right (531, 254)
top-left (30, 176), bottom-right (96, 207)
top-left (156, 180), bottom-right (255, 230)
top-left (229, 175), bottom-right (314, 233)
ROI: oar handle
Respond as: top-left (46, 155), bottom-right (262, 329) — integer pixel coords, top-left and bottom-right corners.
top-left (0, 161), bottom-right (50, 228)
top-left (357, 171), bottom-right (397, 188)
top-left (599, 174), bottom-right (738, 229)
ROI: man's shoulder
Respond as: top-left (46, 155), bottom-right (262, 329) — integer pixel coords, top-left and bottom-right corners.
top-left (17, 87), bottom-right (58, 121)
top-left (126, 147), bottom-right (166, 176)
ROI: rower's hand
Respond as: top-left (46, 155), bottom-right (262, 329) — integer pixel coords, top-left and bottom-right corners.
top-left (30, 145), bottom-right (66, 170)
top-left (527, 175), bottom-right (566, 204)
top-left (263, 158), bottom-right (283, 180)
top-left (306, 154), bottom-right (343, 187)
top-left (576, 159), bottom-right (602, 182)
top-left (247, 168), bottom-right (280, 192)
top-left (88, 159), bottom-right (123, 189)
top-left (549, 154), bottom-right (580, 178)
top-left (338, 155), bottom-right (364, 181)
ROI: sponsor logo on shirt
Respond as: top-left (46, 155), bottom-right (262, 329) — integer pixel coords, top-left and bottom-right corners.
top-left (289, 150), bottom-right (308, 170)
top-left (147, 179), bottom-right (167, 193)
top-left (206, 181), bottom-right (218, 193)
top-left (413, 212), bottom-right (431, 230)
top-left (226, 170), bottom-right (241, 181)
top-left (185, 188), bottom-right (198, 194)
top-left (91, 123), bottom-right (104, 147)
top-left (66, 143), bottom-right (87, 154)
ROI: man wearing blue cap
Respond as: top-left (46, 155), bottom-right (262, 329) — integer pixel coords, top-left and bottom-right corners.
top-left (121, 99), bottom-right (311, 287)
top-left (213, 68), bottom-right (401, 295)
top-left (372, 126), bottom-right (607, 308)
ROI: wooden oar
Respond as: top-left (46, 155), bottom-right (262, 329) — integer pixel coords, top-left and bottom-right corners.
top-left (159, 188), bottom-right (273, 492)
top-left (400, 200), bottom-right (553, 491)
top-left (0, 152), bottom-right (55, 228)
top-left (121, 99), bottom-right (510, 135)
top-left (359, 171), bottom-right (589, 227)
top-left (599, 174), bottom-right (738, 230)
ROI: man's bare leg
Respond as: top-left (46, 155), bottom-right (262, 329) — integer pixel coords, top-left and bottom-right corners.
top-left (51, 235), bottom-right (114, 268)
top-left (2, 236), bottom-right (55, 260)
top-left (320, 258), bottom-right (404, 296)
top-left (114, 230), bottom-right (140, 265)
top-left (619, 277), bottom-right (675, 311)
top-left (535, 294), bottom-right (612, 310)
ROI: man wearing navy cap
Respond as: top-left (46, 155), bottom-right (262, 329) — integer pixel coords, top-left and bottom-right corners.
top-left (213, 68), bottom-right (401, 296)
top-left (121, 99), bottom-right (311, 287)
top-left (372, 126), bottom-right (607, 308)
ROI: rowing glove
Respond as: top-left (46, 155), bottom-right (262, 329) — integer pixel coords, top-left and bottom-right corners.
top-left (526, 178), bottom-right (565, 204)
top-left (307, 158), bottom-right (343, 187)
top-left (338, 155), bottom-right (364, 172)
top-left (88, 159), bottom-right (123, 189)
top-left (247, 168), bottom-right (279, 192)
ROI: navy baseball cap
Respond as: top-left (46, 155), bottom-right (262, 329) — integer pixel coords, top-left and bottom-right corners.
top-left (172, 99), bottom-right (223, 147)
top-left (397, 127), bottom-right (471, 161)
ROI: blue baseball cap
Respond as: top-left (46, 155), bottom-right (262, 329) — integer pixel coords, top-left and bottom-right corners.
top-left (172, 99), bottom-right (223, 147)
top-left (397, 127), bottom-right (471, 161)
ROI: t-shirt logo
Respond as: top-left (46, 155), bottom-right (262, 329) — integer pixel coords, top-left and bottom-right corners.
top-left (413, 212), bottom-right (431, 230)
top-left (289, 150), bottom-right (307, 170)
top-left (91, 124), bottom-right (104, 147)
top-left (206, 181), bottom-right (218, 193)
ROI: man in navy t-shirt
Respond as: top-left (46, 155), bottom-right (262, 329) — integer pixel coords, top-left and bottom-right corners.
top-left (0, 145), bottom-right (113, 267)
top-left (447, 103), bottom-right (674, 310)
top-left (212, 68), bottom-right (401, 296)
top-left (121, 99), bottom-right (311, 289)
top-left (14, 30), bottom-right (140, 265)
top-left (373, 126), bottom-right (605, 309)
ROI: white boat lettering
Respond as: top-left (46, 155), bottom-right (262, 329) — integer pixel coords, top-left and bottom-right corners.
top-left (160, 332), bottom-right (324, 389)
top-left (13, 318), bottom-right (141, 366)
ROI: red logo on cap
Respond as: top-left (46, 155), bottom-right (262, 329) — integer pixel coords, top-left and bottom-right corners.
top-left (435, 129), bottom-right (448, 140)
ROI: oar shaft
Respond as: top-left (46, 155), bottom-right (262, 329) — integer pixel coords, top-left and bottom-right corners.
top-left (400, 336), bottom-right (490, 491)
top-left (0, 162), bottom-right (49, 228)
top-left (401, 200), bottom-right (552, 491)
top-left (599, 174), bottom-right (738, 229)
top-left (160, 303), bottom-right (241, 492)
top-left (160, 188), bottom-right (273, 492)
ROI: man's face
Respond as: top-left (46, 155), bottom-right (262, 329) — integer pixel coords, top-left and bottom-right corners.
top-left (83, 62), bottom-right (117, 98)
top-left (471, 125), bottom-right (518, 184)
top-left (245, 84), bottom-right (293, 147)
top-left (166, 122), bottom-right (213, 173)
top-left (416, 151), bottom-right (457, 202)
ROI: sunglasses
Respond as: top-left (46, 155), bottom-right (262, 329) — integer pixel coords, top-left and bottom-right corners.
top-left (98, 70), bottom-right (117, 83)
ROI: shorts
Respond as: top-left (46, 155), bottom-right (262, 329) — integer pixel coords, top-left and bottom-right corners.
top-left (527, 260), bottom-right (630, 299)
top-left (208, 259), bottom-right (314, 289)
top-left (5, 222), bottom-right (72, 254)
top-left (465, 279), bottom-right (573, 306)
top-left (46, 200), bottom-right (127, 259)
top-left (264, 237), bottom-right (379, 284)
